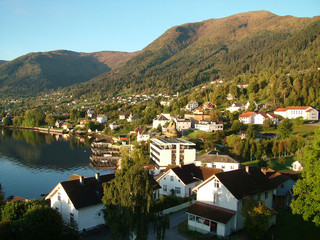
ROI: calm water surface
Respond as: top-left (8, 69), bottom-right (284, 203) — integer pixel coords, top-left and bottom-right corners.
top-left (0, 128), bottom-right (113, 199)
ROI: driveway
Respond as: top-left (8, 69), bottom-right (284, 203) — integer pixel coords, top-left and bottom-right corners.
top-left (82, 209), bottom-right (190, 240)
top-left (147, 209), bottom-right (190, 240)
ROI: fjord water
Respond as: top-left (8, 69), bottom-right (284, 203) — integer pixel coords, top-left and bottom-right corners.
top-left (0, 129), bottom-right (113, 199)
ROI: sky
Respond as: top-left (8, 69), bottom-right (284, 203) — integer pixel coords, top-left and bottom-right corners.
top-left (0, 0), bottom-right (319, 61)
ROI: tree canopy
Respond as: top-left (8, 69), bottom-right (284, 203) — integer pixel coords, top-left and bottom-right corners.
top-left (291, 127), bottom-right (320, 226)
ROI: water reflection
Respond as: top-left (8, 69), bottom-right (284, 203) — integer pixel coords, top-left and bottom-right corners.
top-left (0, 129), bottom-right (113, 199)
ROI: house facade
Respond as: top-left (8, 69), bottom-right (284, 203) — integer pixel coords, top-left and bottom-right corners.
top-left (274, 106), bottom-right (319, 120)
top-left (156, 164), bottom-right (221, 198)
top-left (226, 103), bottom-right (245, 113)
top-left (194, 150), bottom-right (240, 171)
top-left (150, 138), bottom-right (196, 170)
top-left (239, 112), bottom-right (279, 125)
top-left (152, 114), bottom-right (171, 129)
top-left (45, 173), bottom-right (115, 232)
top-left (187, 167), bottom-right (275, 237)
top-left (96, 114), bottom-right (108, 123)
top-left (137, 131), bottom-right (150, 142)
top-left (173, 117), bottom-right (192, 131)
top-left (194, 121), bottom-right (223, 132)
top-left (292, 160), bottom-right (303, 171)
top-left (185, 101), bottom-right (199, 112)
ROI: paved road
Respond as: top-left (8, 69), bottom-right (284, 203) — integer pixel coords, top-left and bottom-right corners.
top-left (83, 209), bottom-right (190, 240)
top-left (147, 209), bottom-right (190, 240)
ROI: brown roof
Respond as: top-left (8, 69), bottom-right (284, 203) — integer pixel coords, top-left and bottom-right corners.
top-left (239, 112), bottom-right (255, 118)
top-left (196, 150), bottom-right (239, 164)
top-left (61, 173), bottom-right (115, 209)
top-left (269, 172), bottom-right (292, 186)
top-left (274, 108), bottom-right (287, 112)
top-left (215, 166), bottom-right (275, 200)
top-left (187, 201), bottom-right (236, 224)
top-left (170, 164), bottom-right (221, 185)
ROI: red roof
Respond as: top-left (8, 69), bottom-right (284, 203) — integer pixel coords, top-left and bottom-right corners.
top-left (239, 112), bottom-right (255, 118)
top-left (274, 108), bottom-right (287, 112)
top-left (267, 113), bottom-right (279, 118)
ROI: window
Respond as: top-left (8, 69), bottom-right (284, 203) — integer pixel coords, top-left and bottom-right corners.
top-left (170, 176), bottom-right (174, 181)
top-left (221, 165), bottom-right (225, 169)
top-left (70, 213), bottom-right (74, 223)
top-left (57, 193), bottom-right (61, 201)
top-left (213, 192), bottom-right (218, 203)
top-left (214, 179), bottom-right (220, 188)
top-left (175, 187), bottom-right (181, 195)
top-left (230, 165), bottom-right (234, 169)
top-left (212, 164), bottom-right (216, 168)
top-left (163, 185), bottom-right (167, 192)
top-left (189, 215), bottom-right (196, 222)
top-left (265, 191), bottom-right (268, 199)
top-left (164, 177), bottom-right (166, 180)
top-left (257, 193), bottom-right (261, 201)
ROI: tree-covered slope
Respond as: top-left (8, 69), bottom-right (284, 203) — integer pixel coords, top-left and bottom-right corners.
top-left (0, 50), bottom-right (136, 97)
top-left (68, 11), bottom-right (319, 98)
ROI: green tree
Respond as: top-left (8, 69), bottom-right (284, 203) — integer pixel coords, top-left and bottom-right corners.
top-left (22, 206), bottom-right (64, 240)
top-left (291, 127), bottom-right (320, 226)
top-left (230, 120), bottom-right (243, 132)
top-left (2, 117), bottom-right (12, 126)
top-left (103, 163), bottom-right (154, 240)
top-left (246, 125), bottom-right (256, 140)
top-left (277, 119), bottom-right (293, 139)
top-left (242, 198), bottom-right (275, 239)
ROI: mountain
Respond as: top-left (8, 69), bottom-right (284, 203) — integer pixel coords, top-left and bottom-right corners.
top-left (0, 50), bottom-right (137, 97)
top-left (67, 11), bottom-right (320, 98)
top-left (0, 60), bottom-right (7, 65)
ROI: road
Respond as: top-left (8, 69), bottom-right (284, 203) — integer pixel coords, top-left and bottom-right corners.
top-left (147, 209), bottom-right (190, 240)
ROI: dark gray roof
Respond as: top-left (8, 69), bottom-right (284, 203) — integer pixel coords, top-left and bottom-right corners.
top-left (215, 167), bottom-right (275, 200)
top-left (61, 174), bottom-right (115, 209)
top-left (196, 150), bottom-right (239, 164)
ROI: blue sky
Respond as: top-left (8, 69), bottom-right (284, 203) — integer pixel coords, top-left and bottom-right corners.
top-left (0, 0), bottom-right (319, 61)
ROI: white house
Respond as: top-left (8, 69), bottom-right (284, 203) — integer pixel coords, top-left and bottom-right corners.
top-left (185, 101), bottom-right (199, 112)
top-left (274, 106), bottom-right (319, 120)
top-left (173, 117), bottom-right (192, 131)
top-left (226, 103), bottom-right (245, 113)
top-left (239, 112), bottom-right (279, 125)
top-left (156, 164), bottom-right (221, 198)
top-left (244, 101), bottom-right (258, 111)
top-left (150, 138), bottom-right (196, 170)
top-left (137, 131), bottom-right (150, 142)
top-left (194, 121), bottom-right (223, 132)
top-left (96, 114), bottom-right (108, 124)
top-left (292, 160), bottom-right (303, 171)
top-left (194, 150), bottom-right (240, 171)
top-left (45, 173), bottom-right (115, 232)
top-left (187, 167), bottom-right (275, 237)
top-left (109, 122), bottom-right (119, 130)
top-left (239, 112), bottom-right (256, 124)
top-left (152, 114), bottom-right (171, 129)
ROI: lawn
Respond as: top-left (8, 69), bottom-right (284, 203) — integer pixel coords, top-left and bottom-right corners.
top-left (270, 209), bottom-right (320, 240)
top-left (262, 124), bottom-right (317, 137)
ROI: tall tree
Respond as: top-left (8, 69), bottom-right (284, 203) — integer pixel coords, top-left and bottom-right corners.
top-left (277, 119), bottom-right (293, 139)
top-left (291, 127), bottom-right (320, 226)
top-left (103, 163), bottom-right (154, 240)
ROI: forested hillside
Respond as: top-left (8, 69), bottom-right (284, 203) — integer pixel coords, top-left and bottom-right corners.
top-left (0, 50), bottom-right (136, 97)
top-left (66, 11), bottom-right (320, 102)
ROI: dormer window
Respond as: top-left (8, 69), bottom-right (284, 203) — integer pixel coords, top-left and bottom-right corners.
top-left (214, 179), bottom-right (220, 188)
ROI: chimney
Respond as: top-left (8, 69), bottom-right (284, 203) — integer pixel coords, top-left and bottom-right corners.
top-left (261, 167), bottom-right (267, 175)
top-left (79, 176), bottom-right (85, 185)
top-left (245, 166), bottom-right (250, 173)
top-left (95, 172), bottom-right (100, 181)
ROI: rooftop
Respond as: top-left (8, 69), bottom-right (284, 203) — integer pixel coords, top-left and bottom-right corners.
top-left (196, 150), bottom-right (239, 164)
top-left (151, 138), bottom-right (195, 146)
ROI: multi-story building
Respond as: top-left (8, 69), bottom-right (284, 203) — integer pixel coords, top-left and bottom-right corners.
top-left (274, 106), bottom-right (318, 120)
top-left (150, 138), bottom-right (196, 169)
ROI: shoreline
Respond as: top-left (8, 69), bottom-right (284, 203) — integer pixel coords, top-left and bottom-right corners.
top-left (0, 126), bottom-right (113, 141)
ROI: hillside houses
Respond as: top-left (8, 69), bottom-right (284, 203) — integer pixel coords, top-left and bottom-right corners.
top-left (274, 106), bottom-right (319, 120)
top-left (194, 120), bottom-right (223, 132)
top-left (239, 112), bottom-right (279, 124)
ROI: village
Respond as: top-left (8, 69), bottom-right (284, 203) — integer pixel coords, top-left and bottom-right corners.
top-left (1, 92), bottom-right (318, 239)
